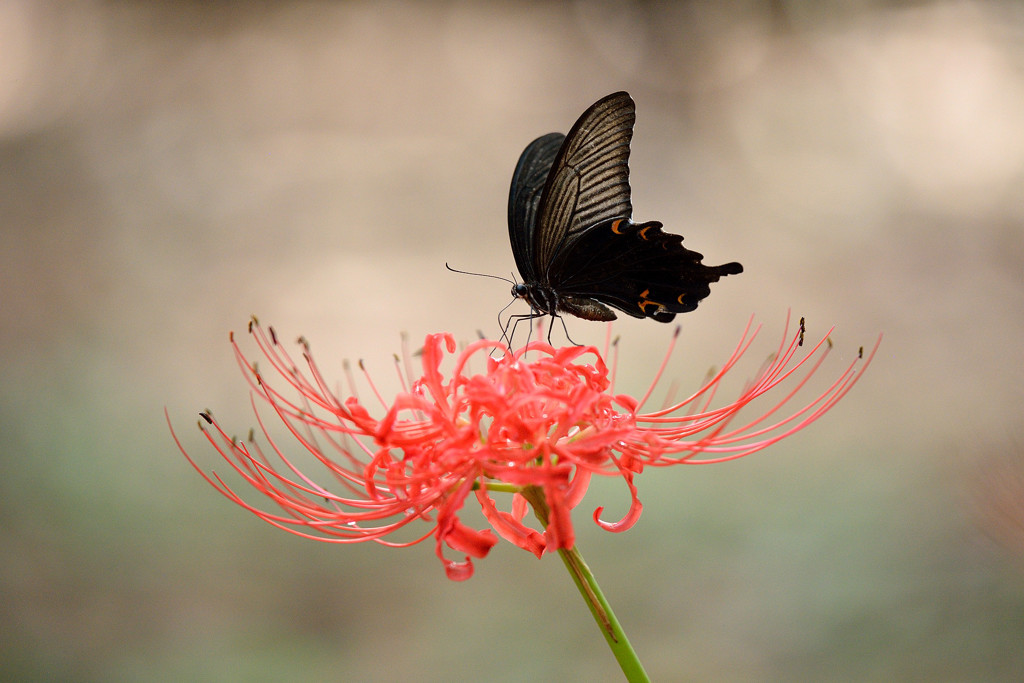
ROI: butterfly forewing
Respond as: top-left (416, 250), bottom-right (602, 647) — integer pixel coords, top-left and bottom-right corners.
top-left (534, 92), bottom-right (635, 276)
top-left (508, 132), bottom-right (564, 283)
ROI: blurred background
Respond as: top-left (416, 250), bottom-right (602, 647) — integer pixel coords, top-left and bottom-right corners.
top-left (2, 1), bottom-right (1023, 680)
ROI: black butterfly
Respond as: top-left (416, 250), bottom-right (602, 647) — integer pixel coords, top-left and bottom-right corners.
top-left (508, 91), bottom-right (742, 328)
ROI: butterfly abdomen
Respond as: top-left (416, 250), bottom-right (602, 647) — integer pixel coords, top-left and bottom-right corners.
top-left (513, 281), bottom-right (617, 321)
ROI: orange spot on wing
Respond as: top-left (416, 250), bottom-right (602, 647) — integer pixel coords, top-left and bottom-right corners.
top-left (637, 289), bottom-right (666, 314)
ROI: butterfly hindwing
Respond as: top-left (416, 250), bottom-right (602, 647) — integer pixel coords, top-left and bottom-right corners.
top-left (550, 218), bottom-right (743, 322)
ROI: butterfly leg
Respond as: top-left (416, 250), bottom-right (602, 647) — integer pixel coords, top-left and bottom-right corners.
top-left (552, 314), bottom-right (583, 346)
top-left (502, 311), bottom-right (546, 349)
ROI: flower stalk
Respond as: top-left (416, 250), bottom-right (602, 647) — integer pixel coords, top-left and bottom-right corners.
top-left (521, 485), bottom-right (650, 682)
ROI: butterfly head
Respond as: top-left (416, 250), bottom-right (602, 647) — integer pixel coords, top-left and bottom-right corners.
top-left (512, 281), bottom-right (561, 317)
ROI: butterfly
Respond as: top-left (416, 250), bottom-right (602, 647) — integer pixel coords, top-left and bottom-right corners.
top-left (508, 91), bottom-right (742, 328)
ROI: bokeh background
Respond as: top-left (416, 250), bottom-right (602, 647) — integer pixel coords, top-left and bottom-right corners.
top-left (3, 1), bottom-right (1023, 680)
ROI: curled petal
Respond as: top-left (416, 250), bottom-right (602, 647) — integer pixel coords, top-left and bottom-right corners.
top-left (564, 468), bottom-right (592, 509)
top-left (439, 517), bottom-right (498, 558)
top-left (435, 479), bottom-right (497, 581)
top-left (442, 556), bottom-right (476, 582)
top-left (593, 458), bottom-right (643, 532)
top-left (419, 333), bottom-right (458, 416)
top-left (476, 488), bottom-right (546, 558)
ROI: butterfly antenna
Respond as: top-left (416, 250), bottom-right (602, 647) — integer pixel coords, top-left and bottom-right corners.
top-left (444, 263), bottom-right (516, 285)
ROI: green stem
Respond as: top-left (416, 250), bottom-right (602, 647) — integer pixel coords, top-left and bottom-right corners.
top-left (521, 486), bottom-right (651, 683)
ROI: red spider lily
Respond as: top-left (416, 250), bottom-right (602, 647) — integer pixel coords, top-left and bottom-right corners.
top-left (170, 314), bottom-right (878, 580)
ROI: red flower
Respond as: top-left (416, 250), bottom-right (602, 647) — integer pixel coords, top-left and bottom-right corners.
top-left (171, 315), bottom-right (878, 580)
